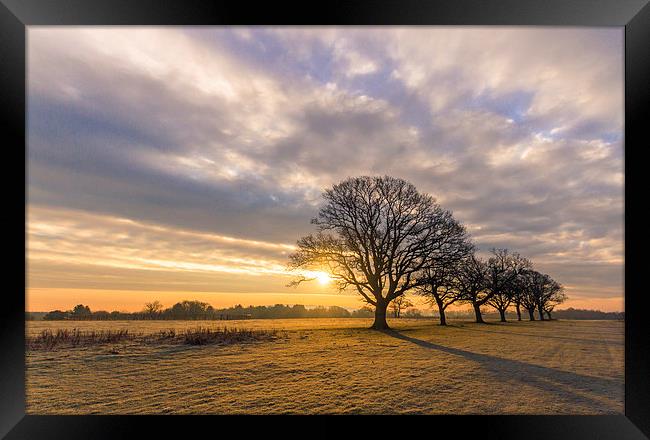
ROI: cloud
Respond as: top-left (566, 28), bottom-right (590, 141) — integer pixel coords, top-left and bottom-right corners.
top-left (27, 27), bottom-right (624, 309)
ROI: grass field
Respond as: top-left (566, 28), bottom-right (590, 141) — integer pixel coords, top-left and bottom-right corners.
top-left (26, 318), bottom-right (624, 414)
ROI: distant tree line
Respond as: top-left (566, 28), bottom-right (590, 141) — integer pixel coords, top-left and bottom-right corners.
top-left (33, 304), bottom-right (620, 322)
top-left (41, 301), bottom-right (381, 321)
top-left (288, 175), bottom-right (570, 329)
top-left (544, 308), bottom-right (623, 320)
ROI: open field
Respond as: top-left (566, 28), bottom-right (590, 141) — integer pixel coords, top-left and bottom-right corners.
top-left (26, 318), bottom-right (624, 414)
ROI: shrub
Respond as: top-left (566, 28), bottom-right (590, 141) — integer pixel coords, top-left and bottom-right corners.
top-left (182, 326), bottom-right (279, 346)
top-left (26, 326), bottom-right (283, 350)
top-left (27, 328), bottom-right (136, 350)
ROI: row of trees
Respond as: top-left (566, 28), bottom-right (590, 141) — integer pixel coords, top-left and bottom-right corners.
top-left (415, 248), bottom-right (566, 326)
top-left (289, 175), bottom-right (566, 329)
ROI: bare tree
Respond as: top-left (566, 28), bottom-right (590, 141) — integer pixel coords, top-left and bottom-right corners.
top-left (544, 304), bottom-right (555, 320)
top-left (520, 269), bottom-right (563, 321)
top-left (485, 249), bottom-right (531, 322)
top-left (390, 295), bottom-right (413, 318)
top-left (415, 228), bottom-right (473, 326)
top-left (455, 254), bottom-right (490, 323)
top-left (144, 300), bottom-right (163, 318)
top-left (538, 279), bottom-right (566, 320)
top-left (487, 290), bottom-right (512, 323)
top-left (520, 270), bottom-right (541, 320)
top-left (510, 274), bottom-right (527, 321)
top-left (417, 264), bottom-right (460, 325)
top-left (288, 176), bottom-right (468, 330)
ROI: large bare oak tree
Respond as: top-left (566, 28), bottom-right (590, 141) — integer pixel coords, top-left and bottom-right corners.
top-left (455, 254), bottom-right (491, 323)
top-left (288, 176), bottom-right (468, 330)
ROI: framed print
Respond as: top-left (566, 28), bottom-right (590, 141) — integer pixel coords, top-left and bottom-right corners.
top-left (1, 0), bottom-right (649, 438)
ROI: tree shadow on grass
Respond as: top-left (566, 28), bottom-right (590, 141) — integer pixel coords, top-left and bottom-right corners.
top-left (382, 329), bottom-right (623, 413)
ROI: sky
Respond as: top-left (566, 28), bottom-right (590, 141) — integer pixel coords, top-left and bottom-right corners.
top-left (27, 27), bottom-right (624, 313)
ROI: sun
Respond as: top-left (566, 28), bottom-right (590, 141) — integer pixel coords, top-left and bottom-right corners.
top-left (314, 271), bottom-right (332, 285)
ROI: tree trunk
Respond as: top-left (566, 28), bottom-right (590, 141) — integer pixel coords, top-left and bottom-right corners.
top-left (435, 298), bottom-right (447, 325)
top-left (439, 310), bottom-right (447, 326)
top-left (546, 310), bottom-right (552, 320)
top-left (499, 309), bottom-right (506, 322)
top-left (538, 304), bottom-right (545, 321)
top-left (371, 302), bottom-right (389, 330)
top-left (528, 308), bottom-right (535, 321)
top-left (473, 302), bottom-right (485, 323)
top-left (516, 303), bottom-right (522, 321)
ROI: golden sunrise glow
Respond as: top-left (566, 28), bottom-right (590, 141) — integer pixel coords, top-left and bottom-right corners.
top-left (315, 271), bottom-right (332, 285)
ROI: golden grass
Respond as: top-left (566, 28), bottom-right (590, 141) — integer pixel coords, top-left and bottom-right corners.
top-left (26, 318), bottom-right (624, 415)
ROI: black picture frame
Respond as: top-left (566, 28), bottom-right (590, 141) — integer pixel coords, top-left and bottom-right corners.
top-left (2, 0), bottom-right (648, 438)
